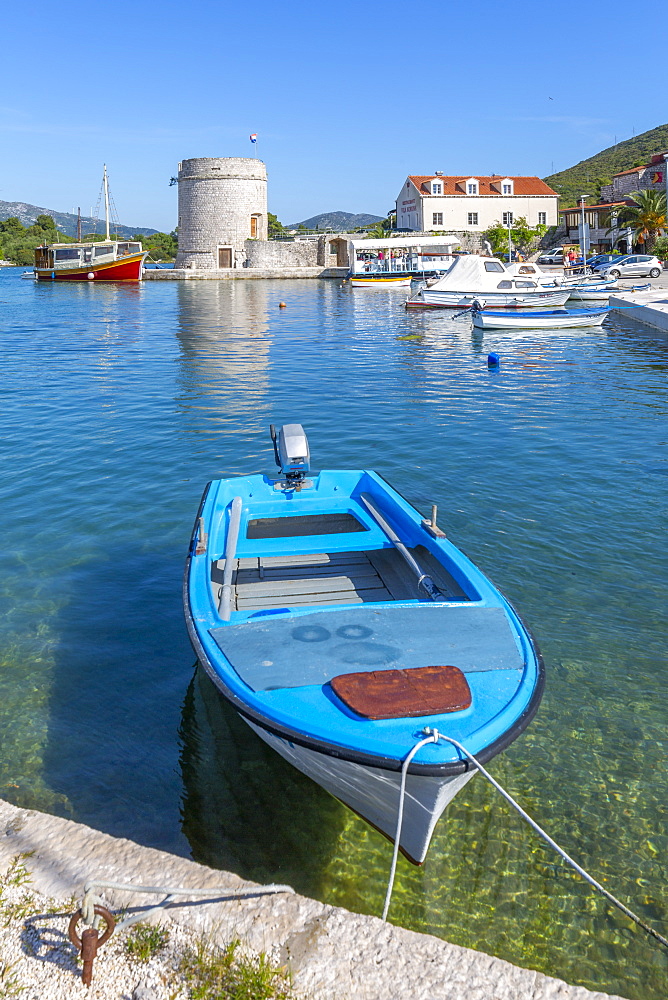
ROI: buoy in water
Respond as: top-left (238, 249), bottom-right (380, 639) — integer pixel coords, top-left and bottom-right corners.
top-left (279, 302), bottom-right (287, 308)
top-left (487, 352), bottom-right (500, 367)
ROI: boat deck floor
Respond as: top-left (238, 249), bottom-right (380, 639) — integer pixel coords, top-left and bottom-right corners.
top-left (211, 546), bottom-right (468, 612)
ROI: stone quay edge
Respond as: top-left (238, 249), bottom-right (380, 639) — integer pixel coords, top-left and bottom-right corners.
top-left (0, 798), bottom-right (628, 1000)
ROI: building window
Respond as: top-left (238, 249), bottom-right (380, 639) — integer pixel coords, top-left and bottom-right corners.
top-left (468, 212), bottom-right (478, 225)
top-left (467, 183), bottom-right (477, 194)
top-left (502, 184), bottom-right (512, 195)
top-left (432, 212), bottom-right (443, 226)
top-left (250, 215), bottom-right (261, 238)
top-left (502, 212), bottom-right (513, 226)
top-left (538, 212), bottom-right (546, 225)
top-left (432, 183), bottom-right (442, 194)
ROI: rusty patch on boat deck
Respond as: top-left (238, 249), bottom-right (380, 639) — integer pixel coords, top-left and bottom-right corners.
top-left (330, 664), bottom-right (471, 719)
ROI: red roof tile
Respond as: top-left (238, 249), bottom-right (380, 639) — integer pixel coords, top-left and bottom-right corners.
top-left (561, 201), bottom-right (629, 212)
top-left (406, 175), bottom-right (558, 196)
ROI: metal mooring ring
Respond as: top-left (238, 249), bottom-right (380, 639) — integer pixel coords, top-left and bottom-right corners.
top-left (68, 905), bottom-right (116, 950)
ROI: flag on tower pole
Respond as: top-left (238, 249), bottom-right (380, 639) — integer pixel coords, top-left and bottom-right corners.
top-left (249, 133), bottom-right (257, 144)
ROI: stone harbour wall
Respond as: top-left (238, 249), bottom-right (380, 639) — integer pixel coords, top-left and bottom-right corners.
top-left (0, 798), bottom-right (629, 1000)
top-left (245, 238), bottom-right (320, 268)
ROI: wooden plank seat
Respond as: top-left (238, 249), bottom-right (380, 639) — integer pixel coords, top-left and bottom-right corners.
top-left (330, 664), bottom-right (472, 719)
top-left (210, 548), bottom-right (469, 613)
top-left (214, 551), bottom-right (392, 611)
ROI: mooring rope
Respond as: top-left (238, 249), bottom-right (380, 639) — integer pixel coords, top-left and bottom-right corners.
top-left (80, 879), bottom-right (294, 933)
top-left (381, 732), bottom-right (439, 921)
top-left (383, 728), bottom-right (668, 951)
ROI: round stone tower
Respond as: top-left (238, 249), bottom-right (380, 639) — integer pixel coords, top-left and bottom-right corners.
top-left (175, 157), bottom-right (268, 270)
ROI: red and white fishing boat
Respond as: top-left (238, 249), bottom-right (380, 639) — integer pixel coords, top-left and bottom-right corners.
top-left (33, 166), bottom-right (148, 282)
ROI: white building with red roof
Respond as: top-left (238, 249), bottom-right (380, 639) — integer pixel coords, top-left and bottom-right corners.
top-left (395, 174), bottom-right (559, 233)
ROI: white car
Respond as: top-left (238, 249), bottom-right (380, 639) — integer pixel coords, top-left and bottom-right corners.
top-left (536, 247), bottom-right (566, 265)
top-left (602, 255), bottom-right (663, 279)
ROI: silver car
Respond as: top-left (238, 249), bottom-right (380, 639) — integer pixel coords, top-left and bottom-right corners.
top-left (602, 255), bottom-right (663, 279)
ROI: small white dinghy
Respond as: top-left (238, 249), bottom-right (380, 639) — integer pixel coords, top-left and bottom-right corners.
top-left (471, 303), bottom-right (609, 330)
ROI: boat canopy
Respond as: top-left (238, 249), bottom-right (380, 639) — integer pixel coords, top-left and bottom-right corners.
top-left (349, 235), bottom-right (461, 252)
top-left (428, 254), bottom-right (541, 291)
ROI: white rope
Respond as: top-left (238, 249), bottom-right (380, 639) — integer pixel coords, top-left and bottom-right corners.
top-left (80, 879), bottom-right (294, 932)
top-left (382, 728), bottom-right (668, 951)
top-left (381, 733), bottom-right (438, 921)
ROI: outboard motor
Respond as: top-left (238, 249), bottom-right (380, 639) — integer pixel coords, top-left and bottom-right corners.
top-left (270, 424), bottom-right (310, 485)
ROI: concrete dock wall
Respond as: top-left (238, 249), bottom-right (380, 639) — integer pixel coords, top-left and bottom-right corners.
top-left (0, 798), bottom-right (627, 1000)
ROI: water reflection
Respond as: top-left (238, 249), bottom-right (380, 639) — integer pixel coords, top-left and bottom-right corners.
top-left (0, 269), bottom-right (666, 1000)
top-left (179, 667), bottom-right (353, 896)
top-left (172, 283), bottom-right (274, 462)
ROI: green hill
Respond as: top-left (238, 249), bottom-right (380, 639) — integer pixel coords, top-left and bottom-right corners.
top-left (544, 123), bottom-right (668, 208)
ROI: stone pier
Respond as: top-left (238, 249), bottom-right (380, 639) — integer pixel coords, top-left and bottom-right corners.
top-left (0, 798), bottom-right (628, 1000)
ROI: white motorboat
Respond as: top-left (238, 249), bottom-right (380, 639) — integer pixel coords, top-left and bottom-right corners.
top-left (405, 255), bottom-right (571, 309)
top-left (505, 262), bottom-right (616, 287)
top-left (471, 305), bottom-right (609, 330)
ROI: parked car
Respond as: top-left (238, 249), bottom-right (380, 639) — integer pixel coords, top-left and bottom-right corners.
top-left (536, 247), bottom-right (565, 265)
top-left (590, 254), bottom-right (629, 272)
top-left (601, 255), bottom-right (663, 279)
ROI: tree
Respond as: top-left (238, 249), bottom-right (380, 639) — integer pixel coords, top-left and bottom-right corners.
top-left (611, 189), bottom-right (667, 252)
top-left (0, 216), bottom-right (73, 263)
top-left (0, 217), bottom-right (25, 235)
top-left (34, 214), bottom-right (57, 231)
top-left (364, 217), bottom-right (392, 239)
top-left (484, 216), bottom-right (547, 256)
top-left (267, 213), bottom-right (285, 238)
top-left (133, 231), bottom-right (178, 260)
top-left (652, 234), bottom-right (668, 260)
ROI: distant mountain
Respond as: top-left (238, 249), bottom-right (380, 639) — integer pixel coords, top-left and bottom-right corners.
top-left (0, 200), bottom-right (159, 239)
top-left (286, 211), bottom-right (384, 231)
top-left (544, 123), bottom-right (668, 208)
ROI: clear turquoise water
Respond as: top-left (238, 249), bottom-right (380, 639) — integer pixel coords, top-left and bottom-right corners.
top-left (0, 270), bottom-right (666, 998)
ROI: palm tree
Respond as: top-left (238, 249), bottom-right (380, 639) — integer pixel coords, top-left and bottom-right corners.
top-left (611, 189), bottom-right (667, 253)
top-left (364, 218), bottom-right (393, 239)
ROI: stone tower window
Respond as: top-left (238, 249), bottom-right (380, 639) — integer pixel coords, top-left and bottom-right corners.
top-left (250, 214), bottom-right (262, 238)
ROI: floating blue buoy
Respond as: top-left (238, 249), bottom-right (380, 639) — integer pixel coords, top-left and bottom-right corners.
top-left (487, 352), bottom-right (500, 367)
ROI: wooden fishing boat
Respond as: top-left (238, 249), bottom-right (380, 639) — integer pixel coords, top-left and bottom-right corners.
top-left (471, 304), bottom-right (609, 330)
top-left (33, 165), bottom-right (148, 282)
top-left (34, 241), bottom-right (148, 281)
top-left (184, 425), bottom-right (544, 864)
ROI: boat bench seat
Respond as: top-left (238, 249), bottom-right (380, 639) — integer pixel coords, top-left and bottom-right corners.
top-left (210, 547), bottom-right (468, 612)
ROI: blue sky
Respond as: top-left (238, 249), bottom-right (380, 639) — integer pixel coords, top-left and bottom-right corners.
top-left (2, 1), bottom-right (666, 231)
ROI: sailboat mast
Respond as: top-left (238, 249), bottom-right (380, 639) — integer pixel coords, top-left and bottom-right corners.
top-left (103, 164), bottom-right (110, 240)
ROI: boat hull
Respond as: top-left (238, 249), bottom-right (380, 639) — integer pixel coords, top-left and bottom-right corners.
top-left (35, 252), bottom-right (147, 281)
top-left (472, 309), bottom-right (608, 330)
top-left (244, 718), bottom-right (475, 864)
top-left (350, 275), bottom-right (412, 287)
top-left (407, 288), bottom-right (571, 309)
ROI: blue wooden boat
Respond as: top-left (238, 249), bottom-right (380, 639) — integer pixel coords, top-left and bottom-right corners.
top-left (184, 425), bottom-right (544, 864)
